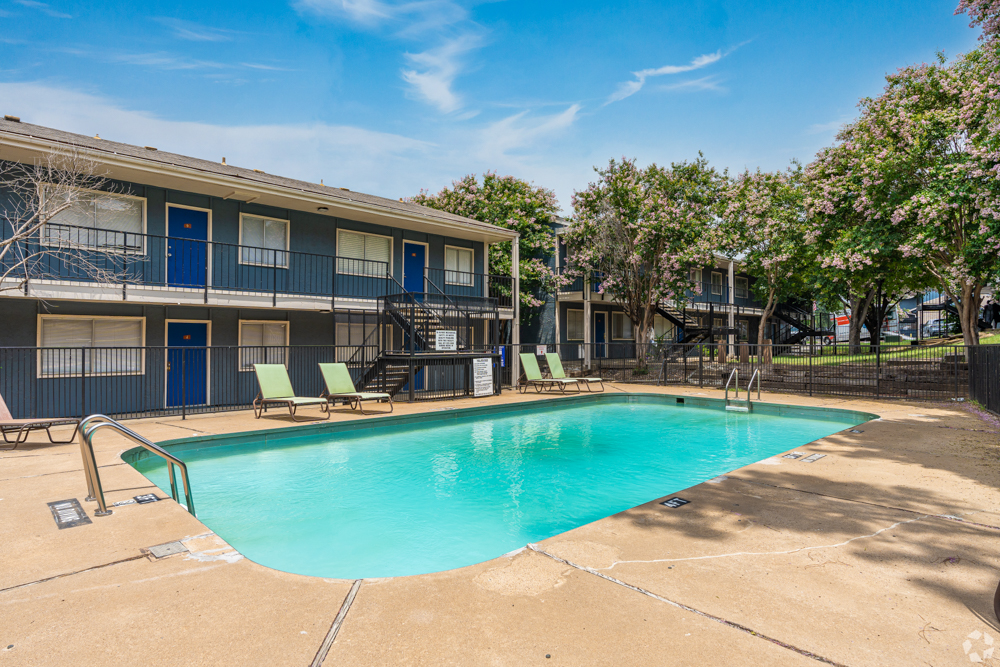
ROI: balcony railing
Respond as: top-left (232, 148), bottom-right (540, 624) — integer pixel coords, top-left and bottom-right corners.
top-left (3, 223), bottom-right (508, 308)
top-left (424, 267), bottom-right (514, 310)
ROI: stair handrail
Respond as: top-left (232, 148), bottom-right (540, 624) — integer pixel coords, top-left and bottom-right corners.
top-left (76, 414), bottom-right (195, 517)
top-left (748, 368), bottom-right (761, 401)
top-left (724, 368), bottom-right (739, 402)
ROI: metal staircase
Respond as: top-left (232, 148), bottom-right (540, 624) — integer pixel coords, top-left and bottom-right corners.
top-left (774, 306), bottom-right (834, 345)
top-left (656, 304), bottom-right (710, 345)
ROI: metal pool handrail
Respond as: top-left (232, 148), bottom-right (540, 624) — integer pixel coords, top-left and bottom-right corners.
top-left (748, 368), bottom-right (761, 401)
top-left (724, 368), bottom-right (739, 401)
top-left (77, 414), bottom-right (196, 517)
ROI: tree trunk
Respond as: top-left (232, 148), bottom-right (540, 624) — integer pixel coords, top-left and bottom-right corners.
top-left (756, 288), bottom-right (777, 364)
top-left (959, 282), bottom-right (982, 347)
top-left (848, 288), bottom-right (875, 355)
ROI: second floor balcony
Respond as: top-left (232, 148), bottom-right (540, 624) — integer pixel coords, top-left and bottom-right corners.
top-left (3, 223), bottom-right (515, 312)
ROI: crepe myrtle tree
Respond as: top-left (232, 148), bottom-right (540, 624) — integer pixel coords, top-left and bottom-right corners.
top-left (565, 155), bottom-right (723, 359)
top-left (410, 172), bottom-right (563, 325)
top-left (810, 49), bottom-right (1000, 345)
top-left (0, 150), bottom-right (129, 293)
top-left (806, 142), bottom-right (931, 351)
top-left (720, 163), bottom-right (813, 351)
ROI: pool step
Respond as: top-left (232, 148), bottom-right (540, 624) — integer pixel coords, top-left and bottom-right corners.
top-left (725, 399), bottom-right (750, 413)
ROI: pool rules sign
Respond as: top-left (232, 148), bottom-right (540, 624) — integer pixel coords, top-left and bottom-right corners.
top-left (473, 357), bottom-right (494, 397)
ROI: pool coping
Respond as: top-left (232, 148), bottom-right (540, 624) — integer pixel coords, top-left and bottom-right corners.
top-left (122, 392), bottom-right (880, 465)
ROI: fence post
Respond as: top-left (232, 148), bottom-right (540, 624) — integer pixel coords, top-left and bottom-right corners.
top-left (698, 350), bottom-right (703, 388)
top-left (955, 346), bottom-right (960, 401)
top-left (809, 352), bottom-right (813, 397)
top-left (80, 347), bottom-right (86, 418)
top-left (875, 342), bottom-right (881, 399)
top-left (181, 347), bottom-right (187, 420)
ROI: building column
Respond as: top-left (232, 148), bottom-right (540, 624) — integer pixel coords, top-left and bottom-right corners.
top-left (728, 260), bottom-right (735, 354)
top-left (483, 240), bottom-right (490, 299)
top-left (553, 232), bottom-right (561, 353)
top-left (511, 235), bottom-right (520, 384)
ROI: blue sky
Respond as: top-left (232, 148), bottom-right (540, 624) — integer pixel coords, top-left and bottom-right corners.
top-left (0, 0), bottom-right (981, 212)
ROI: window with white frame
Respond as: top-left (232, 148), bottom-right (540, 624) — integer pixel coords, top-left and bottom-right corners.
top-left (612, 312), bottom-right (633, 340)
top-left (240, 214), bottom-right (288, 267)
top-left (689, 268), bottom-right (703, 291)
top-left (43, 187), bottom-right (145, 251)
top-left (652, 314), bottom-right (676, 342)
top-left (337, 230), bottom-right (391, 276)
top-left (239, 321), bottom-right (288, 370)
top-left (735, 276), bottom-right (749, 299)
top-left (567, 309), bottom-right (584, 341)
top-left (39, 316), bottom-right (144, 377)
top-left (445, 246), bottom-right (474, 286)
top-left (711, 272), bottom-right (723, 296)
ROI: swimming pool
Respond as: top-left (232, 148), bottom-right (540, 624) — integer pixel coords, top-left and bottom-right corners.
top-left (125, 394), bottom-right (873, 579)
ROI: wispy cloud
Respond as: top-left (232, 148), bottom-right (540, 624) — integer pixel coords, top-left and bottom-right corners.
top-left (605, 49), bottom-right (734, 105)
top-left (155, 17), bottom-right (237, 42)
top-left (655, 75), bottom-right (726, 93)
top-left (401, 35), bottom-right (479, 113)
top-left (477, 104), bottom-right (581, 159)
top-left (240, 62), bottom-right (295, 71)
top-left (111, 52), bottom-right (229, 70)
top-left (295, 0), bottom-right (481, 114)
top-left (294, 0), bottom-right (466, 33)
top-left (15, 0), bottom-right (72, 19)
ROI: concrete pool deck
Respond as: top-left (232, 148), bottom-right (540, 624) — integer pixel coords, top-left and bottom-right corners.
top-left (1, 385), bottom-right (999, 666)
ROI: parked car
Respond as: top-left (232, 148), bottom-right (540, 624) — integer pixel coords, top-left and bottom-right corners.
top-left (923, 320), bottom-right (960, 337)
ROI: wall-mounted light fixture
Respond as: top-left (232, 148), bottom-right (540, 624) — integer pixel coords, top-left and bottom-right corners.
top-left (317, 206), bottom-right (329, 212)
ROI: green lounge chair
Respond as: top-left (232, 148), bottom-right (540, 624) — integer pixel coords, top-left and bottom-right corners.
top-left (318, 363), bottom-right (393, 414)
top-left (518, 352), bottom-right (581, 394)
top-left (252, 364), bottom-right (330, 421)
top-left (545, 352), bottom-right (604, 392)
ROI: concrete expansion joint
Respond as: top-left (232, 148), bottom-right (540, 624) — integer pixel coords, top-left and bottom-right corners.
top-left (0, 553), bottom-right (148, 594)
top-left (526, 543), bottom-right (849, 667)
top-left (310, 579), bottom-right (362, 667)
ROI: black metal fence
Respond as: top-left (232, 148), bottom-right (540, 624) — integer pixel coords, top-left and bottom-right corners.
top-left (509, 342), bottom-right (973, 401)
top-left (0, 344), bottom-right (503, 420)
top-left (969, 346), bottom-right (1000, 416)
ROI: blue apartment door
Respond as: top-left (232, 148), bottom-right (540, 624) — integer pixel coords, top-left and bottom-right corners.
top-left (403, 242), bottom-right (425, 294)
top-left (167, 322), bottom-right (208, 407)
top-left (167, 207), bottom-right (209, 288)
top-left (594, 312), bottom-right (607, 358)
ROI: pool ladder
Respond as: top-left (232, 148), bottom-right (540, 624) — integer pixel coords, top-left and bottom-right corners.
top-left (77, 414), bottom-right (196, 518)
top-left (724, 369), bottom-right (761, 412)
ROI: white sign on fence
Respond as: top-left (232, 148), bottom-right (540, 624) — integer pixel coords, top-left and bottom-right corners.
top-left (473, 357), bottom-right (494, 397)
top-left (435, 330), bottom-right (457, 351)
top-left (536, 345), bottom-right (547, 356)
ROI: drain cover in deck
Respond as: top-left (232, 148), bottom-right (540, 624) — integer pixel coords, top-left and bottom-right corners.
top-left (782, 452), bottom-right (804, 459)
top-left (801, 454), bottom-right (826, 463)
top-left (47, 499), bottom-right (92, 529)
top-left (147, 541), bottom-right (188, 559)
top-left (134, 494), bottom-right (161, 504)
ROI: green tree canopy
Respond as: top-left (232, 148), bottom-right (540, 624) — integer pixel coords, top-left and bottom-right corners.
top-left (565, 155), bottom-right (724, 348)
top-left (410, 172), bottom-right (561, 316)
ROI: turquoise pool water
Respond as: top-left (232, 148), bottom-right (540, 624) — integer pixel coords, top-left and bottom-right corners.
top-left (129, 396), bottom-right (869, 579)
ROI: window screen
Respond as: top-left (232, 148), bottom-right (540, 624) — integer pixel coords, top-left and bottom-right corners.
top-left (445, 247), bottom-right (474, 285)
top-left (239, 321), bottom-right (288, 370)
top-left (39, 317), bottom-right (143, 376)
top-left (44, 187), bottom-right (144, 251)
top-left (567, 310), bottom-right (584, 340)
top-left (612, 312), bottom-right (633, 340)
top-left (241, 215), bottom-right (288, 267)
top-left (337, 231), bottom-right (390, 276)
